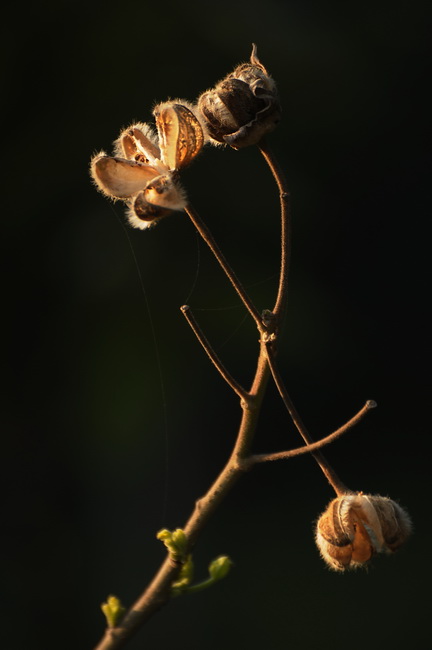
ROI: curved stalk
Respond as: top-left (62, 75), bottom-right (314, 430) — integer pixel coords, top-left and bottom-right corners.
top-left (247, 399), bottom-right (376, 467)
top-left (258, 140), bottom-right (291, 319)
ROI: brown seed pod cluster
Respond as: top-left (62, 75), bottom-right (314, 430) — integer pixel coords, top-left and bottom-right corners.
top-left (90, 45), bottom-right (281, 228)
top-left (90, 102), bottom-right (204, 229)
top-left (315, 493), bottom-right (412, 571)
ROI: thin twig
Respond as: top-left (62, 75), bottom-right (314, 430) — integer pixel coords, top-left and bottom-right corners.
top-left (184, 204), bottom-right (263, 330)
top-left (247, 399), bottom-right (376, 467)
top-left (264, 343), bottom-right (369, 495)
top-left (258, 141), bottom-right (291, 319)
top-left (180, 305), bottom-right (250, 402)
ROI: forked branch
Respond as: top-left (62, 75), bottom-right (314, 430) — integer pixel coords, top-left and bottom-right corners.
top-left (264, 342), bottom-right (376, 495)
top-left (246, 399), bottom-right (377, 468)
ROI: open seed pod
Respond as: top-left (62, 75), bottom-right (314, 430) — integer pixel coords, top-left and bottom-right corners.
top-left (114, 122), bottom-right (161, 164)
top-left (315, 493), bottom-right (412, 571)
top-left (90, 153), bottom-right (161, 200)
top-left (90, 102), bottom-right (203, 230)
top-left (126, 175), bottom-right (186, 230)
top-left (154, 102), bottom-right (205, 170)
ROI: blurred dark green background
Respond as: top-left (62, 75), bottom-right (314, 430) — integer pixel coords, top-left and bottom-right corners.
top-left (4, 1), bottom-right (431, 648)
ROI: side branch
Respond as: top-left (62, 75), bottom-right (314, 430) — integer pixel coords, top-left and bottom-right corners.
top-left (264, 343), bottom-right (375, 495)
top-left (247, 399), bottom-right (376, 467)
top-left (180, 305), bottom-right (250, 402)
top-left (184, 204), bottom-right (263, 329)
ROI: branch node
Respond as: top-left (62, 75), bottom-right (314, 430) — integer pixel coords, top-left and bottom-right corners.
top-left (232, 455), bottom-right (249, 472)
top-left (260, 332), bottom-right (276, 344)
top-left (195, 498), bottom-right (204, 512)
top-left (240, 397), bottom-right (254, 411)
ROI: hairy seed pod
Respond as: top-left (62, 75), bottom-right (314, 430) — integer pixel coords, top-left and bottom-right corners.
top-left (90, 154), bottom-right (160, 199)
top-left (143, 174), bottom-right (186, 211)
top-left (154, 102), bottom-right (205, 171)
top-left (126, 175), bottom-right (186, 230)
top-left (315, 493), bottom-right (412, 571)
top-left (127, 193), bottom-right (171, 230)
top-left (114, 122), bottom-right (161, 164)
top-left (197, 43), bottom-right (281, 149)
top-left (90, 103), bottom-right (196, 230)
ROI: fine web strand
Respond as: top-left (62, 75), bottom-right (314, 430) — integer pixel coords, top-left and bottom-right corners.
top-left (182, 229), bottom-right (201, 305)
top-left (108, 204), bottom-right (171, 525)
top-left (184, 273), bottom-right (278, 348)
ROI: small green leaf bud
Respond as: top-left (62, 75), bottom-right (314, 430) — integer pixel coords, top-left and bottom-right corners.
top-left (156, 528), bottom-right (188, 561)
top-left (208, 555), bottom-right (233, 582)
top-left (172, 554), bottom-right (194, 595)
top-left (101, 595), bottom-right (126, 628)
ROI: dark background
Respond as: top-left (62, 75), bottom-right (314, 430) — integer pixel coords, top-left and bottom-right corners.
top-left (4, 1), bottom-right (431, 648)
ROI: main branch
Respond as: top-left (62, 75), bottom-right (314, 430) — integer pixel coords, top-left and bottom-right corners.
top-left (93, 345), bottom-right (270, 650)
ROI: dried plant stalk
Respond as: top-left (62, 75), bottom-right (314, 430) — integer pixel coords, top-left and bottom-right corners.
top-left (90, 45), bottom-right (411, 650)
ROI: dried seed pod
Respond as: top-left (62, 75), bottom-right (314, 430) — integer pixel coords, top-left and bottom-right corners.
top-left (154, 101), bottom-right (205, 171)
top-left (127, 175), bottom-right (186, 230)
top-left (90, 153), bottom-right (160, 199)
top-left (365, 494), bottom-right (412, 552)
top-left (127, 193), bottom-right (171, 230)
top-left (197, 43), bottom-right (281, 149)
top-left (91, 103), bottom-right (198, 230)
top-left (143, 174), bottom-right (186, 211)
top-left (114, 123), bottom-right (161, 164)
top-left (315, 493), bottom-right (412, 571)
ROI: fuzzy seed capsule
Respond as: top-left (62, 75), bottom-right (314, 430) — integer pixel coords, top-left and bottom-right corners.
top-left (114, 122), bottom-right (161, 164)
top-left (127, 175), bottom-right (186, 230)
top-left (315, 493), bottom-right (412, 571)
top-left (154, 102), bottom-right (205, 170)
top-left (198, 44), bottom-right (281, 149)
top-left (90, 101), bottom-right (203, 231)
top-left (90, 154), bottom-right (160, 199)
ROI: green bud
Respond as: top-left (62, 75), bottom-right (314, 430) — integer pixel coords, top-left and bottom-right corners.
top-left (172, 554), bottom-right (194, 595)
top-left (208, 556), bottom-right (233, 582)
top-left (101, 595), bottom-right (126, 628)
top-left (156, 527), bottom-right (188, 561)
